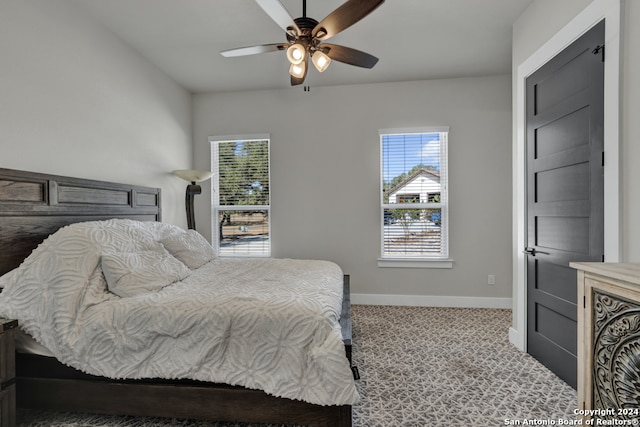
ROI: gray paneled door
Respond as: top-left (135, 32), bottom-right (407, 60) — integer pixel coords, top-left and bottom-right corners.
top-left (525, 20), bottom-right (605, 389)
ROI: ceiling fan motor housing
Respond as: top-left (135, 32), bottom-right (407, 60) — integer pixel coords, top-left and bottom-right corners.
top-left (294, 16), bottom-right (318, 30)
top-left (288, 16), bottom-right (325, 53)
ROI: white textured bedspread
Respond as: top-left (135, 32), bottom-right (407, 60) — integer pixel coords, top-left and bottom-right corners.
top-left (0, 220), bottom-right (358, 405)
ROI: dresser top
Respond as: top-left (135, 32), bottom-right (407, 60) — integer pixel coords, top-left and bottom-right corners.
top-left (570, 262), bottom-right (640, 286)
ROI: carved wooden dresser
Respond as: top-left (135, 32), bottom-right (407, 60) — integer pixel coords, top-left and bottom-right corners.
top-left (572, 262), bottom-right (640, 423)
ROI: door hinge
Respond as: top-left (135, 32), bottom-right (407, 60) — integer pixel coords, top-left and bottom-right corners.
top-left (602, 151), bottom-right (605, 167)
top-left (584, 295), bottom-right (586, 309)
top-left (593, 44), bottom-right (605, 62)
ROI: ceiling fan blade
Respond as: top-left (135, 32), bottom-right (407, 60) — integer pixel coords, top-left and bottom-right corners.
top-left (220, 43), bottom-right (288, 58)
top-left (322, 43), bottom-right (379, 68)
top-left (312, 0), bottom-right (384, 41)
top-left (255, 0), bottom-right (300, 35)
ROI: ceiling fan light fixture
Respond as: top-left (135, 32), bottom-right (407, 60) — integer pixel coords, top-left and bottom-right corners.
top-left (221, 0), bottom-right (384, 86)
top-left (289, 61), bottom-right (306, 78)
top-left (311, 50), bottom-right (331, 72)
top-left (286, 43), bottom-right (306, 65)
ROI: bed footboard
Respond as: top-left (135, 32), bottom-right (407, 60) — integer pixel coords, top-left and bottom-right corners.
top-left (17, 377), bottom-right (352, 427)
top-left (16, 275), bottom-right (354, 427)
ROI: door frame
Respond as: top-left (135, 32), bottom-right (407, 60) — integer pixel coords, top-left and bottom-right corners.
top-left (510, 0), bottom-right (622, 351)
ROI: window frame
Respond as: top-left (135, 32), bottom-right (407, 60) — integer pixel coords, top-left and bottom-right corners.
top-left (378, 127), bottom-right (453, 269)
top-left (210, 134), bottom-right (271, 257)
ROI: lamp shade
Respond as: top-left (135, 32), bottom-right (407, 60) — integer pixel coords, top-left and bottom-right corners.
top-left (289, 61), bottom-right (306, 78)
top-left (286, 43), bottom-right (306, 65)
top-left (312, 50), bottom-right (331, 72)
top-left (172, 169), bottom-right (213, 183)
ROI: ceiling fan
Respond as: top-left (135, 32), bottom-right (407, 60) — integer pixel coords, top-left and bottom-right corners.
top-left (220, 0), bottom-right (384, 86)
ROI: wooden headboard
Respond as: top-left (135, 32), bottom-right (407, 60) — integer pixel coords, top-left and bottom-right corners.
top-left (0, 168), bottom-right (161, 275)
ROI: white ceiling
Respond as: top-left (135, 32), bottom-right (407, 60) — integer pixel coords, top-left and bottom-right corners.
top-left (70, 0), bottom-right (533, 93)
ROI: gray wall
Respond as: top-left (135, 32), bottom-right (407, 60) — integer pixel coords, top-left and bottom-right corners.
top-left (621, 1), bottom-right (640, 261)
top-left (7, 0), bottom-right (605, 307)
top-left (0, 0), bottom-right (192, 227)
top-left (512, 0), bottom-right (595, 66)
top-left (193, 76), bottom-right (513, 304)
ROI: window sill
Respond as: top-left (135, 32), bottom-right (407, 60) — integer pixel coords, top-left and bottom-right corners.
top-left (377, 258), bottom-right (454, 269)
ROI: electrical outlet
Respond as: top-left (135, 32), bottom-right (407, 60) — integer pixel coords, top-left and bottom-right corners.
top-left (488, 274), bottom-right (496, 285)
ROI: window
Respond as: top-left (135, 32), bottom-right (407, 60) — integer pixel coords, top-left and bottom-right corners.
top-left (210, 135), bottom-right (270, 257)
top-left (379, 128), bottom-right (450, 267)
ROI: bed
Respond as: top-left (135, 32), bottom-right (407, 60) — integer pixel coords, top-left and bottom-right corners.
top-left (0, 167), bottom-right (355, 427)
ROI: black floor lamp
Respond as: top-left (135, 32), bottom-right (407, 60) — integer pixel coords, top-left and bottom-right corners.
top-left (172, 169), bottom-right (213, 230)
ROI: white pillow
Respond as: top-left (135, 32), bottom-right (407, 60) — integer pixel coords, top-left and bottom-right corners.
top-left (101, 246), bottom-right (191, 298)
top-left (161, 230), bottom-right (215, 269)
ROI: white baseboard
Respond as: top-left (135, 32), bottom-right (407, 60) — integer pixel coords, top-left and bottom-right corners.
top-left (509, 326), bottom-right (526, 351)
top-left (351, 293), bottom-right (512, 309)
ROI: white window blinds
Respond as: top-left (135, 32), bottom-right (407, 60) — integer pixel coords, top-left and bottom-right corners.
top-left (380, 128), bottom-right (449, 259)
top-left (211, 136), bottom-right (270, 257)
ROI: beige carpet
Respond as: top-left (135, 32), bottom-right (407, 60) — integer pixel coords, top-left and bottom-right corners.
top-left (18, 305), bottom-right (577, 427)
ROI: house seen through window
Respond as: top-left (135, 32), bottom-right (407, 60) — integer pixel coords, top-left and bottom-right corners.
top-left (380, 128), bottom-right (449, 262)
top-left (210, 135), bottom-right (270, 257)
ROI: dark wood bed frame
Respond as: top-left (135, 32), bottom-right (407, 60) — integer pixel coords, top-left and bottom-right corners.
top-left (0, 168), bottom-right (353, 427)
